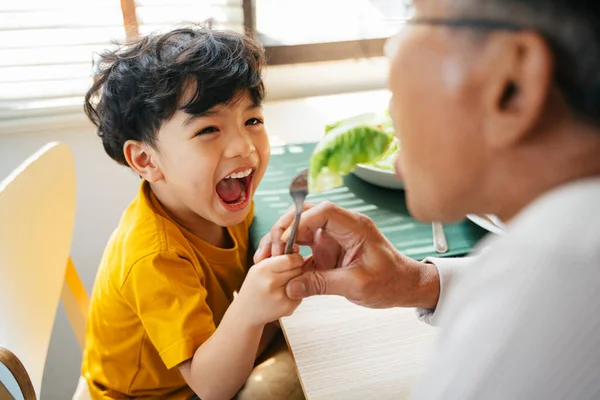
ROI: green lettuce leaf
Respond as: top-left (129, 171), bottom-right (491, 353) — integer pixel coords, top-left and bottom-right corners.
top-left (309, 112), bottom-right (394, 193)
top-left (368, 137), bottom-right (399, 171)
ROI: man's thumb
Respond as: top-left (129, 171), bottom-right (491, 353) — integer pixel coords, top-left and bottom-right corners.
top-left (286, 269), bottom-right (349, 300)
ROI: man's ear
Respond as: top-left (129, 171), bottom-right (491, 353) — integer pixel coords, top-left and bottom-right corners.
top-left (482, 31), bottom-right (553, 149)
top-left (123, 140), bottom-right (164, 182)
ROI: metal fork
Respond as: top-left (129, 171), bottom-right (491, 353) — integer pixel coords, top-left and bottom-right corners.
top-left (284, 168), bottom-right (309, 254)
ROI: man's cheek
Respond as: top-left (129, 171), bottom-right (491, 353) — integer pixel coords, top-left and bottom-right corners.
top-left (394, 154), bottom-right (404, 181)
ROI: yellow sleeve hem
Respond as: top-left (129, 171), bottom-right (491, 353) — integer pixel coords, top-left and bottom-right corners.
top-left (160, 332), bottom-right (215, 370)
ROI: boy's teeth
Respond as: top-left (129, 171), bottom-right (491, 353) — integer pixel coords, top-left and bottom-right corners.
top-left (226, 168), bottom-right (253, 179)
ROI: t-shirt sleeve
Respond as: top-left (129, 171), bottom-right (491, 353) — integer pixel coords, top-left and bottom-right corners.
top-left (120, 251), bottom-right (216, 369)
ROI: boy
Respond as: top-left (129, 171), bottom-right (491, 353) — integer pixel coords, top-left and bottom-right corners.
top-left (80, 25), bottom-right (304, 399)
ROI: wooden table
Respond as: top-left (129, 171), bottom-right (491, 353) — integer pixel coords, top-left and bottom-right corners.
top-left (280, 296), bottom-right (437, 400)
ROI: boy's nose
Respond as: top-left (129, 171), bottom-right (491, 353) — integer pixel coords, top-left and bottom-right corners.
top-left (226, 132), bottom-right (255, 158)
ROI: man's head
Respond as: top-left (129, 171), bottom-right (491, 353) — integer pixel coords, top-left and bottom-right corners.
top-left (387, 0), bottom-right (600, 222)
top-left (85, 25), bottom-right (269, 228)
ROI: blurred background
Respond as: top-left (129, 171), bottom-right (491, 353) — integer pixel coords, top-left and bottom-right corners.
top-left (0, 1), bottom-right (409, 398)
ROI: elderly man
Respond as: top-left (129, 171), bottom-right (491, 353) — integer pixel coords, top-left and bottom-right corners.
top-left (255, 0), bottom-right (600, 398)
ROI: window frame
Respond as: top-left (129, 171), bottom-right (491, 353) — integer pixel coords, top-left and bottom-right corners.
top-left (1, 0), bottom-right (386, 135)
top-left (120, 0), bottom-right (140, 40)
top-left (243, 0), bottom-right (387, 65)
top-left (119, 0), bottom-right (388, 65)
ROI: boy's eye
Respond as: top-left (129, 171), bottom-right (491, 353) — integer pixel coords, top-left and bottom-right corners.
top-left (246, 117), bottom-right (263, 126)
top-left (196, 126), bottom-right (219, 136)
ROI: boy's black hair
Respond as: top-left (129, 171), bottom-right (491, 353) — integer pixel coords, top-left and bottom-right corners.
top-left (84, 23), bottom-right (266, 166)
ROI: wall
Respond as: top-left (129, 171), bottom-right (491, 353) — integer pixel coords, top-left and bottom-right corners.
top-left (265, 58), bottom-right (388, 100)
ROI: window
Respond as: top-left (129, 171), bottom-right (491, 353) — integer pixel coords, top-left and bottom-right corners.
top-left (0, 0), bottom-right (244, 131)
top-left (0, 1), bottom-right (125, 125)
top-left (136, 0), bottom-right (244, 36)
top-left (0, 0), bottom-right (404, 133)
top-left (250, 0), bottom-right (411, 64)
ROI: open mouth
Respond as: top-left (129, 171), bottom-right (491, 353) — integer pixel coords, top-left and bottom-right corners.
top-left (215, 167), bottom-right (255, 211)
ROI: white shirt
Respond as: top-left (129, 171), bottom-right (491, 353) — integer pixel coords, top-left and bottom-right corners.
top-left (413, 178), bottom-right (600, 400)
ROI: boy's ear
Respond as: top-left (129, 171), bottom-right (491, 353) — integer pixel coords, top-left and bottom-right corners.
top-left (123, 140), bottom-right (164, 183)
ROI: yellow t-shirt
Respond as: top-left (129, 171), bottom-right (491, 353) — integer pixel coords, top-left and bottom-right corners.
top-left (82, 181), bottom-right (254, 399)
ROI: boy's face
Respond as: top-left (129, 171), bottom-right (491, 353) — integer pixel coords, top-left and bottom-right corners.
top-left (147, 91), bottom-right (270, 228)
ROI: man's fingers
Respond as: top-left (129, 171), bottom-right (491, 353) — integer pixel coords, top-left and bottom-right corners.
top-left (311, 228), bottom-right (343, 270)
top-left (282, 202), bottom-right (372, 251)
top-left (285, 268), bottom-right (358, 300)
top-left (257, 201), bottom-right (368, 259)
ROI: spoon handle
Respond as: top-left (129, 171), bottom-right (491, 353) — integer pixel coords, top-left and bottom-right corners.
top-left (432, 222), bottom-right (449, 254)
top-left (284, 210), bottom-right (302, 254)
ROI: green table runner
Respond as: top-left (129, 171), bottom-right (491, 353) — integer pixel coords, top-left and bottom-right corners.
top-left (250, 143), bottom-right (487, 260)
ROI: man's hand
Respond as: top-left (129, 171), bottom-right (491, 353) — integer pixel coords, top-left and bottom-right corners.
top-left (254, 201), bottom-right (440, 309)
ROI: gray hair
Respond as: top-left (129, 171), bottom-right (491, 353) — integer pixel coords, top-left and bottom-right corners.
top-left (451, 0), bottom-right (600, 126)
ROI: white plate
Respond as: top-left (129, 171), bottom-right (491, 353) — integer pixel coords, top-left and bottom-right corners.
top-left (352, 164), bottom-right (404, 190)
top-left (466, 214), bottom-right (505, 235)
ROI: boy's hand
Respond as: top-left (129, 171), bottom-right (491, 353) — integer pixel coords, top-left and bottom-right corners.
top-left (236, 254), bottom-right (304, 326)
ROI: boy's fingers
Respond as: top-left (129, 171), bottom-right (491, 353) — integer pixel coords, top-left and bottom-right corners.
top-left (253, 249), bottom-right (269, 264)
top-left (254, 235), bottom-right (301, 264)
top-left (253, 233), bottom-right (272, 263)
top-left (277, 265), bottom-right (306, 283)
top-left (253, 245), bottom-right (300, 267)
top-left (258, 232), bottom-right (271, 251)
top-left (270, 211), bottom-right (296, 256)
top-left (266, 253), bottom-right (304, 273)
top-left (269, 202), bottom-right (316, 256)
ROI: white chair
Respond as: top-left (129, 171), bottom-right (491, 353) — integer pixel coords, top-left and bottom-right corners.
top-left (0, 142), bottom-right (88, 399)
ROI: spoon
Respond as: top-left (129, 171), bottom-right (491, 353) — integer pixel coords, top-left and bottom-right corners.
top-left (284, 168), bottom-right (309, 254)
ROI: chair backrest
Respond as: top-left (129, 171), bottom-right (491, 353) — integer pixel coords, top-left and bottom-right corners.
top-left (0, 142), bottom-right (76, 398)
top-left (0, 346), bottom-right (36, 400)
